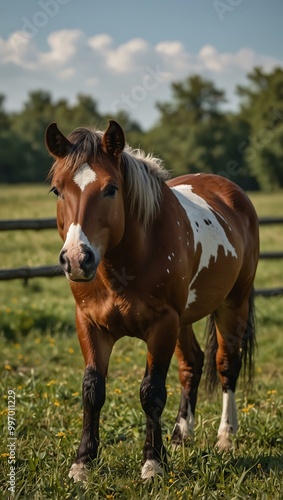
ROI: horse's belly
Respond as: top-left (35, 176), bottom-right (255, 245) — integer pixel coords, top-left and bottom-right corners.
top-left (179, 255), bottom-right (241, 325)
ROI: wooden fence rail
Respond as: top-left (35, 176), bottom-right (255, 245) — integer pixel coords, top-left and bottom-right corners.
top-left (0, 218), bottom-right (57, 231)
top-left (0, 217), bottom-right (282, 297)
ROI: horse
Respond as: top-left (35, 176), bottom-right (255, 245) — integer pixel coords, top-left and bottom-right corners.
top-left (45, 120), bottom-right (259, 482)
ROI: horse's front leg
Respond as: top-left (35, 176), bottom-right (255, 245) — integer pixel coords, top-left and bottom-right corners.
top-left (69, 306), bottom-right (114, 482)
top-left (140, 309), bottom-right (178, 479)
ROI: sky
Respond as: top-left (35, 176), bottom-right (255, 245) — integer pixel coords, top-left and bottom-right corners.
top-left (1, 0), bottom-right (283, 129)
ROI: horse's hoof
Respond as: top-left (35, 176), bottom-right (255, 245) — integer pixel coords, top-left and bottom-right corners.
top-left (216, 436), bottom-right (232, 451)
top-left (68, 462), bottom-right (88, 482)
top-left (141, 459), bottom-right (164, 479)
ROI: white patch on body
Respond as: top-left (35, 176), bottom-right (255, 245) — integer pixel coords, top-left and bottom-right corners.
top-left (69, 462), bottom-right (88, 482)
top-left (187, 289), bottom-right (197, 306)
top-left (141, 459), bottom-right (164, 479)
top-left (73, 163), bottom-right (97, 191)
top-left (171, 184), bottom-right (237, 307)
top-left (62, 223), bottom-right (100, 278)
top-left (217, 389), bottom-right (238, 450)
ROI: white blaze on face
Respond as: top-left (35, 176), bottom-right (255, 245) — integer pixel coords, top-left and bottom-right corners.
top-left (62, 223), bottom-right (100, 277)
top-left (73, 163), bottom-right (97, 191)
top-left (171, 184), bottom-right (237, 307)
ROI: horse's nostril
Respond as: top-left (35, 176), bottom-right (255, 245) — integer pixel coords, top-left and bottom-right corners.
top-left (83, 250), bottom-right (93, 265)
top-left (59, 249), bottom-right (71, 273)
top-left (81, 248), bottom-right (95, 274)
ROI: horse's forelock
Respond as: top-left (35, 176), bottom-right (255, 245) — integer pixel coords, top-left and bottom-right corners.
top-left (49, 126), bottom-right (170, 227)
top-left (64, 128), bottom-right (103, 175)
top-left (48, 127), bottom-right (103, 179)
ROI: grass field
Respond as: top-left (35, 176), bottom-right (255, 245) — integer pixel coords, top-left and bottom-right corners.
top-left (0, 185), bottom-right (283, 499)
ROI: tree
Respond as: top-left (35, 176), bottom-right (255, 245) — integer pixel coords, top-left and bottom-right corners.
top-left (143, 75), bottom-right (254, 188)
top-left (237, 67), bottom-right (283, 189)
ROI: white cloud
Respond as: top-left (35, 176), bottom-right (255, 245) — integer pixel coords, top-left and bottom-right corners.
top-left (88, 33), bottom-right (112, 51)
top-left (104, 38), bottom-right (150, 73)
top-left (40, 29), bottom-right (84, 65)
top-left (0, 30), bottom-right (282, 129)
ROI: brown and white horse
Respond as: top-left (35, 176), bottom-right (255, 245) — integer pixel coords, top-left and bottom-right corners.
top-left (46, 120), bottom-right (259, 482)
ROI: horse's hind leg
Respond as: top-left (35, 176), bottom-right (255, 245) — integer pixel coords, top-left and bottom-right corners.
top-left (172, 325), bottom-right (204, 445)
top-left (213, 298), bottom-right (252, 450)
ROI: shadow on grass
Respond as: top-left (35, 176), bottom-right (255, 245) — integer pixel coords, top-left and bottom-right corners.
top-left (1, 312), bottom-right (75, 341)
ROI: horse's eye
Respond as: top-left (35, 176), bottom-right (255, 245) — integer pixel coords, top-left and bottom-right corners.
top-left (104, 185), bottom-right (118, 198)
top-left (50, 186), bottom-right (60, 197)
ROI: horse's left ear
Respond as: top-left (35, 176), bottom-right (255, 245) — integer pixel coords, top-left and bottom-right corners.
top-left (45, 122), bottom-right (73, 158)
top-left (102, 120), bottom-right (125, 158)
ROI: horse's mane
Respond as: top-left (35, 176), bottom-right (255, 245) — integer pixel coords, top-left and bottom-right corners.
top-left (49, 126), bottom-right (170, 227)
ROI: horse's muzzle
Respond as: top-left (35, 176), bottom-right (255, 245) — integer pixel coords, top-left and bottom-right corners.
top-left (59, 244), bottom-right (98, 282)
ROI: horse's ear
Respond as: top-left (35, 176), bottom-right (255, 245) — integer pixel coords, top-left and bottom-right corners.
top-left (45, 122), bottom-right (73, 158)
top-left (102, 120), bottom-right (125, 158)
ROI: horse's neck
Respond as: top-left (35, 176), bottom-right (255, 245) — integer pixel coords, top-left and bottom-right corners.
top-left (105, 216), bottom-right (147, 272)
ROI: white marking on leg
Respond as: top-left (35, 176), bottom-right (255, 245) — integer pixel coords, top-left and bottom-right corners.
top-left (172, 401), bottom-right (194, 443)
top-left (171, 184), bottom-right (237, 307)
top-left (178, 404), bottom-right (195, 439)
top-left (217, 389), bottom-right (238, 450)
top-left (141, 459), bottom-right (163, 479)
top-left (69, 462), bottom-right (88, 482)
top-left (73, 163), bottom-right (97, 191)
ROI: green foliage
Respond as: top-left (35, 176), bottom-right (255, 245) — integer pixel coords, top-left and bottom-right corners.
top-left (0, 92), bottom-right (140, 184)
top-left (237, 67), bottom-right (283, 190)
top-left (142, 74), bottom-right (257, 189)
top-left (1, 68), bottom-right (283, 189)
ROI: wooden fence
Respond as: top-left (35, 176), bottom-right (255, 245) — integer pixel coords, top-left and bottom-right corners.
top-left (0, 217), bottom-right (283, 297)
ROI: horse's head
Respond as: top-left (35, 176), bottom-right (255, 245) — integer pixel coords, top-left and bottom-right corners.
top-left (46, 120), bottom-right (126, 282)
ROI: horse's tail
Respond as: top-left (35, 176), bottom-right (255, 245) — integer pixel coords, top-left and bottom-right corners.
top-left (204, 289), bottom-right (257, 393)
top-left (241, 289), bottom-right (257, 387)
top-left (204, 312), bottom-right (218, 393)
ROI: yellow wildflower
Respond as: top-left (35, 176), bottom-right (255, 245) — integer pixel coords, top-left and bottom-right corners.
top-left (56, 431), bottom-right (66, 438)
top-left (46, 380), bottom-right (56, 387)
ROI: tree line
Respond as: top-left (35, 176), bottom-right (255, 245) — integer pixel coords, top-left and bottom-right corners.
top-left (1, 67), bottom-right (283, 190)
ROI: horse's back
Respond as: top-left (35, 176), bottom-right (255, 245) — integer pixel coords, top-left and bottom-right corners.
top-left (168, 173), bottom-right (259, 252)
top-left (169, 173), bottom-right (257, 222)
